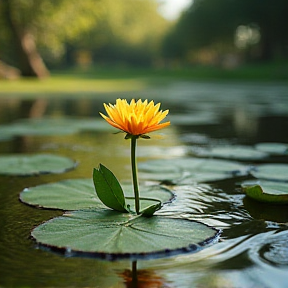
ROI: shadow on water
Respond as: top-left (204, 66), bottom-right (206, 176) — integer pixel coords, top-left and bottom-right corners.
top-left (0, 80), bottom-right (288, 287)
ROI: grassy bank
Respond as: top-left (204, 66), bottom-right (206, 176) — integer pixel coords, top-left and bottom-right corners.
top-left (0, 62), bottom-right (287, 96)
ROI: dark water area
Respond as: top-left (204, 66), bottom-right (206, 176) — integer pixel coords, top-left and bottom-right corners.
top-left (0, 81), bottom-right (288, 287)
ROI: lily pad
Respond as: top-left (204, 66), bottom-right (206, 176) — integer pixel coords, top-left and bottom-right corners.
top-left (139, 158), bottom-right (249, 183)
top-left (169, 112), bottom-right (218, 126)
top-left (0, 119), bottom-right (77, 136)
top-left (31, 209), bottom-right (220, 260)
top-left (190, 145), bottom-right (268, 161)
top-left (0, 131), bottom-right (14, 142)
top-left (20, 178), bottom-right (174, 211)
top-left (0, 117), bottom-right (113, 137)
top-left (0, 154), bottom-right (76, 176)
top-left (255, 143), bottom-right (288, 155)
top-left (242, 180), bottom-right (288, 204)
top-left (250, 164), bottom-right (288, 182)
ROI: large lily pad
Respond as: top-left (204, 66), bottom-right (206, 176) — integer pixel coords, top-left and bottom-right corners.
top-left (138, 158), bottom-right (249, 183)
top-left (31, 209), bottom-right (220, 260)
top-left (20, 178), bottom-right (174, 211)
top-left (242, 180), bottom-right (288, 204)
top-left (0, 154), bottom-right (76, 176)
top-left (250, 164), bottom-right (288, 182)
top-left (190, 145), bottom-right (268, 161)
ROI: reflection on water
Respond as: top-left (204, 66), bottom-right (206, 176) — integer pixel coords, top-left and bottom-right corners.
top-left (0, 81), bottom-right (288, 287)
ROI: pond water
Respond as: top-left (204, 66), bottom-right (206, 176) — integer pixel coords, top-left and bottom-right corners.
top-left (0, 80), bottom-right (288, 288)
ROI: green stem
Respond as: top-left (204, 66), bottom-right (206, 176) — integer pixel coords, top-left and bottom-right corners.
top-left (131, 135), bottom-right (140, 214)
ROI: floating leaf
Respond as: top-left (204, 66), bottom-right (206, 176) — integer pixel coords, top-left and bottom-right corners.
top-left (242, 180), bottom-right (288, 204)
top-left (20, 179), bottom-right (174, 211)
top-left (169, 112), bottom-right (218, 126)
top-left (190, 145), bottom-right (268, 161)
top-left (0, 154), bottom-right (76, 176)
top-left (93, 164), bottom-right (127, 213)
top-left (139, 158), bottom-right (249, 183)
top-left (0, 117), bottom-right (113, 138)
top-left (250, 164), bottom-right (288, 182)
top-left (255, 143), bottom-right (288, 155)
top-left (141, 201), bottom-right (162, 217)
top-left (0, 131), bottom-right (14, 142)
top-left (0, 118), bottom-right (77, 136)
top-left (31, 209), bottom-right (220, 260)
top-left (20, 179), bottom-right (105, 210)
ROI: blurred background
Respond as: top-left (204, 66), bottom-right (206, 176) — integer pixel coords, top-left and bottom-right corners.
top-left (0, 0), bottom-right (287, 80)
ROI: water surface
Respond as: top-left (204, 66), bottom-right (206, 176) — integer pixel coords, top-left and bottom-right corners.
top-left (0, 80), bottom-right (288, 287)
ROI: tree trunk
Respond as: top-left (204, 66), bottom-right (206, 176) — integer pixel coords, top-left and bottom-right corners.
top-left (3, 0), bottom-right (50, 78)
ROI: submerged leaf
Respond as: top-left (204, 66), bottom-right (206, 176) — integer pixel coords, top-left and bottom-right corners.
top-left (31, 209), bottom-right (220, 260)
top-left (93, 164), bottom-right (127, 213)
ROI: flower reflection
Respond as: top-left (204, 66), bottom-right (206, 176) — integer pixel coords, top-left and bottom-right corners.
top-left (120, 268), bottom-right (170, 288)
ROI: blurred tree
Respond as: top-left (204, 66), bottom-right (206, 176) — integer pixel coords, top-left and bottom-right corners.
top-left (70, 0), bottom-right (168, 67)
top-left (162, 0), bottom-right (288, 63)
top-left (0, 0), bottom-right (168, 75)
top-left (0, 0), bottom-right (102, 77)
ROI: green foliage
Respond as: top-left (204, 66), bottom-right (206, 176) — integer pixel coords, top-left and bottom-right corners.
top-left (93, 164), bottom-right (170, 215)
top-left (162, 0), bottom-right (288, 62)
top-left (93, 164), bottom-right (128, 213)
top-left (74, 0), bottom-right (168, 66)
top-left (0, 0), bottom-right (168, 68)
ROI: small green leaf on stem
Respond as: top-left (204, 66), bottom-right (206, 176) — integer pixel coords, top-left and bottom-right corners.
top-left (141, 202), bottom-right (162, 217)
top-left (93, 164), bottom-right (128, 212)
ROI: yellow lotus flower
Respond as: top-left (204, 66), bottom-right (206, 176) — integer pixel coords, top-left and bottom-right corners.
top-left (100, 99), bottom-right (170, 137)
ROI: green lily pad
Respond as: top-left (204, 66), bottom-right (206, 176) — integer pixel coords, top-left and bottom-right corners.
top-left (255, 143), bottom-right (288, 155)
top-left (0, 117), bottom-right (113, 137)
top-left (0, 119), bottom-right (77, 136)
top-left (169, 112), bottom-right (218, 125)
top-left (0, 154), bottom-right (76, 176)
top-left (0, 131), bottom-right (14, 142)
top-left (31, 209), bottom-right (220, 260)
top-left (242, 180), bottom-right (288, 204)
top-left (139, 158), bottom-right (249, 183)
top-left (190, 145), bottom-right (268, 161)
top-left (20, 179), bottom-right (174, 211)
top-left (250, 164), bottom-right (288, 182)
